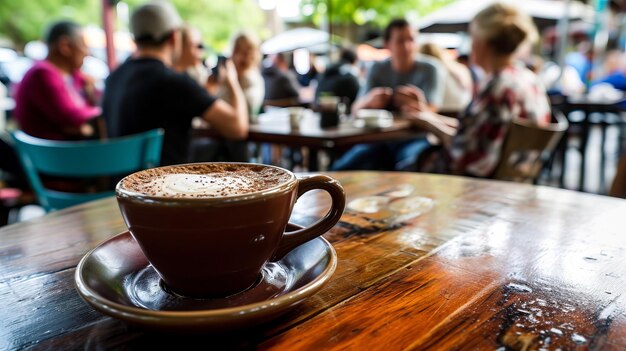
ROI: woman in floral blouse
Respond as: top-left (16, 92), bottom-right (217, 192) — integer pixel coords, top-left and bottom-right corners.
top-left (408, 2), bottom-right (551, 177)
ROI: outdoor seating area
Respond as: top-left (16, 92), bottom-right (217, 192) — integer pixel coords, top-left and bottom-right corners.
top-left (2, 0), bottom-right (626, 349)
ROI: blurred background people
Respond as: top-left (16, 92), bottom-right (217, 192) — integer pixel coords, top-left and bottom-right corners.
top-left (331, 18), bottom-right (445, 171)
top-left (103, 0), bottom-right (248, 166)
top-left (217, 32), bottom-right (265, 119)
top-left (200, 32), bottom-right (265, 162)
top-left (174, 25), bottom-right (209, 87)
top-left (13, 20), bottom-right (101, 140)
top-left (592, 50), bottom-right (626, 91)
top-left (315, 47), bottom-right (361, 112)
top-left (351, 18), bottom-right (444, 115)
top-left (262, 52), bottom-right (300, 107)
top-left (411, 2), bottom-right (551, 177)
top-left (419, 42), bottom-right (472, 115)
top-left (565, 42), bottom-right (593, 84)
top-left (296, 50), bottom-right (322, 88)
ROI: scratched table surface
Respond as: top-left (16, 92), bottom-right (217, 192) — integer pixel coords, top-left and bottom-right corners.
top-left (1, 172), bottom-right (625, 350)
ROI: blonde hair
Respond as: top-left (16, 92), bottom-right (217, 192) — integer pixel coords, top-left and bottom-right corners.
top-left (419, 42), bottom-right (446, 61)
top-left (231, 32), bottom-right (261, 72)
top-left (472, 2), bottom-right (538, 55)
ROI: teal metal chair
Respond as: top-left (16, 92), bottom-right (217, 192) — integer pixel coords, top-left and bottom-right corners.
top-left (11, 129), bottom-right (164, 212)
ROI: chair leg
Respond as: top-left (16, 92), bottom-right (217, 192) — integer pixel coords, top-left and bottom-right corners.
top-left (557, 133), bottom-right (568, 188)
top-left (578, 119), bottom-right (590, 192)
top-left (308, 149), bottom-right (319, 172)
top-left (600, 122), bottom-right (608, 193)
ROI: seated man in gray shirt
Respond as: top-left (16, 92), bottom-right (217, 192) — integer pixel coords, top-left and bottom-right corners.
top-left (331, 18), bottom-right (445, 171)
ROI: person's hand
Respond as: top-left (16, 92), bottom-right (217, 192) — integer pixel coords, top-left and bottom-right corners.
top-left (81, 73), bottom-right (96, 89)
top-left (222, 59), bottom-right (239, 86)
top-left (206, 73), bottom-right (219, 94)
top-left (362, 87), bottom-right (392, 109)
top-left (395, 85), bottom-right (428, 114)
top-left (80, 72), bottom-right (99, 105)
top-left (61, 123), bottom-right (94, 138)
top-left (80, 123), bottom-right (95, 137)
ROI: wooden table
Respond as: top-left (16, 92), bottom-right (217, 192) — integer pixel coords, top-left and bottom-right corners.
top-left (193, 111), bottom-right (419, 171)
top-left (2, 172), bottom-right (626, 350)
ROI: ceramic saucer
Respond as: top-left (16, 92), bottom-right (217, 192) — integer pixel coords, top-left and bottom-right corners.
top-left (75, 224), bottom-right (336, 332)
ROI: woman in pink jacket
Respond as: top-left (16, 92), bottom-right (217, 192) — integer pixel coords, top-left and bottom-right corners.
top-left (14, 20), bottom-right (101, 140)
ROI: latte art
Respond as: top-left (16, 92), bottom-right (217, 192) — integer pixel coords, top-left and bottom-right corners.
top-left (157, 174), bottom-right (258, 197)
top-left (119, 164), bottom-right (293, 198)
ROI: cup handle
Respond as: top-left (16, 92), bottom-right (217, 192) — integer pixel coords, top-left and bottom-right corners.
top-left (270, 175), bottom-right (345, 261)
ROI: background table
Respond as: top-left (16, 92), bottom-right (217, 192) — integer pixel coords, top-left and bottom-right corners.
top-left (2, 172), bottom-right (626, 349)
top-left (193, 111), bottom-right (420, 171)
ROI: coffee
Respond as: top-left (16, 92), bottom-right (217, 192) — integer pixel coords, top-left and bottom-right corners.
top-left (116, 162), bottom-right (345, 297)
top-left (120, 163), bottom-right (292, 198)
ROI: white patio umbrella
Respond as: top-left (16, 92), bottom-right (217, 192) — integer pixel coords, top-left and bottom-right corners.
top-left (418, 0), bottom-right (594, 33)
top-left (261, 27), bottom-right (330, 55)
top-left (366, 32), bottom-right (466, 49)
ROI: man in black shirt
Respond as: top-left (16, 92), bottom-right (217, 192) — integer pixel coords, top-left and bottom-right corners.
top-left (103, 1), bottom-right (248, 166)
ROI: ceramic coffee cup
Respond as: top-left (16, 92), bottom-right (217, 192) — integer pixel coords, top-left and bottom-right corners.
top-left (116, 163), bottom-right (345, 298)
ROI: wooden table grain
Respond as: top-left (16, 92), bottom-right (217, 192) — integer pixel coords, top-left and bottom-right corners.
top-left (2, 172), bottom-right (626, 350)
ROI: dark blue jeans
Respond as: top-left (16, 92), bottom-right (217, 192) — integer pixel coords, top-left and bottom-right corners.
top-left (330, 138), bottom-right (431, 171)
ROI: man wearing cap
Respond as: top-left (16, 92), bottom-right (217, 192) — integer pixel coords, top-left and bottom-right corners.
top-left (103, 1), bottom-right (248, 166)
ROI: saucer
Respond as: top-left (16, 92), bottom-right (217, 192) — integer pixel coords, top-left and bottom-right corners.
top-left (354, 109), bottom-right (393, 129)
top-left (75, 224), bottom-right (336, 332)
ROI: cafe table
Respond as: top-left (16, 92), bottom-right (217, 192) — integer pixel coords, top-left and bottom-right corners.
top-left (192, 110), bottom-right (420, 171)
top-left (1, 172), bottom-right (626, 350)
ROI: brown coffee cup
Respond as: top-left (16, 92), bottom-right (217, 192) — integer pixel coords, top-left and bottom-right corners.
top-left (115, 163), bottom-right (345, 298)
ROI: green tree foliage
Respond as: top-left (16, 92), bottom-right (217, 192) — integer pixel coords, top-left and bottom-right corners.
top-left (124, 0), bottom-right (264, 52)
top-left (0, 0), bottom-right (264, 52)
top-left (300, 0), bottom-right (455, 27)
top-left (0, 0), bottom-right (100, 47)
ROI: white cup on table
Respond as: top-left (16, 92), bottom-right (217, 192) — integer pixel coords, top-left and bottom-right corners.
top-left (356, 109), bottom-right (393, 128)
top-left (287, 107), bottom-right (306, 130)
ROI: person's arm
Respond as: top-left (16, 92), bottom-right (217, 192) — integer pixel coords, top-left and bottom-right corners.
top-left (202, 60), bottom-right (248, 140)
top-left (350, 87), bottom-right (393, 115)
top-left (395, 84), bottom-right (451, 116)
top-left (30, 68), bottom-right (100, 127)
top-left (394, 84), bottom-right (458, 146)
top-left (76, 71), bottom-right (101, 106)
top-left (406, 111), bottom-right (457, 147)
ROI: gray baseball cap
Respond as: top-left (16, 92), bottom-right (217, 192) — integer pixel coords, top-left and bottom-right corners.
top-left (131, 1), bottom-right (183, 43)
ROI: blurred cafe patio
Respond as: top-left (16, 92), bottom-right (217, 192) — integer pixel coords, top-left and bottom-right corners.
top-left (2, 0), bottom-right (626, 350)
